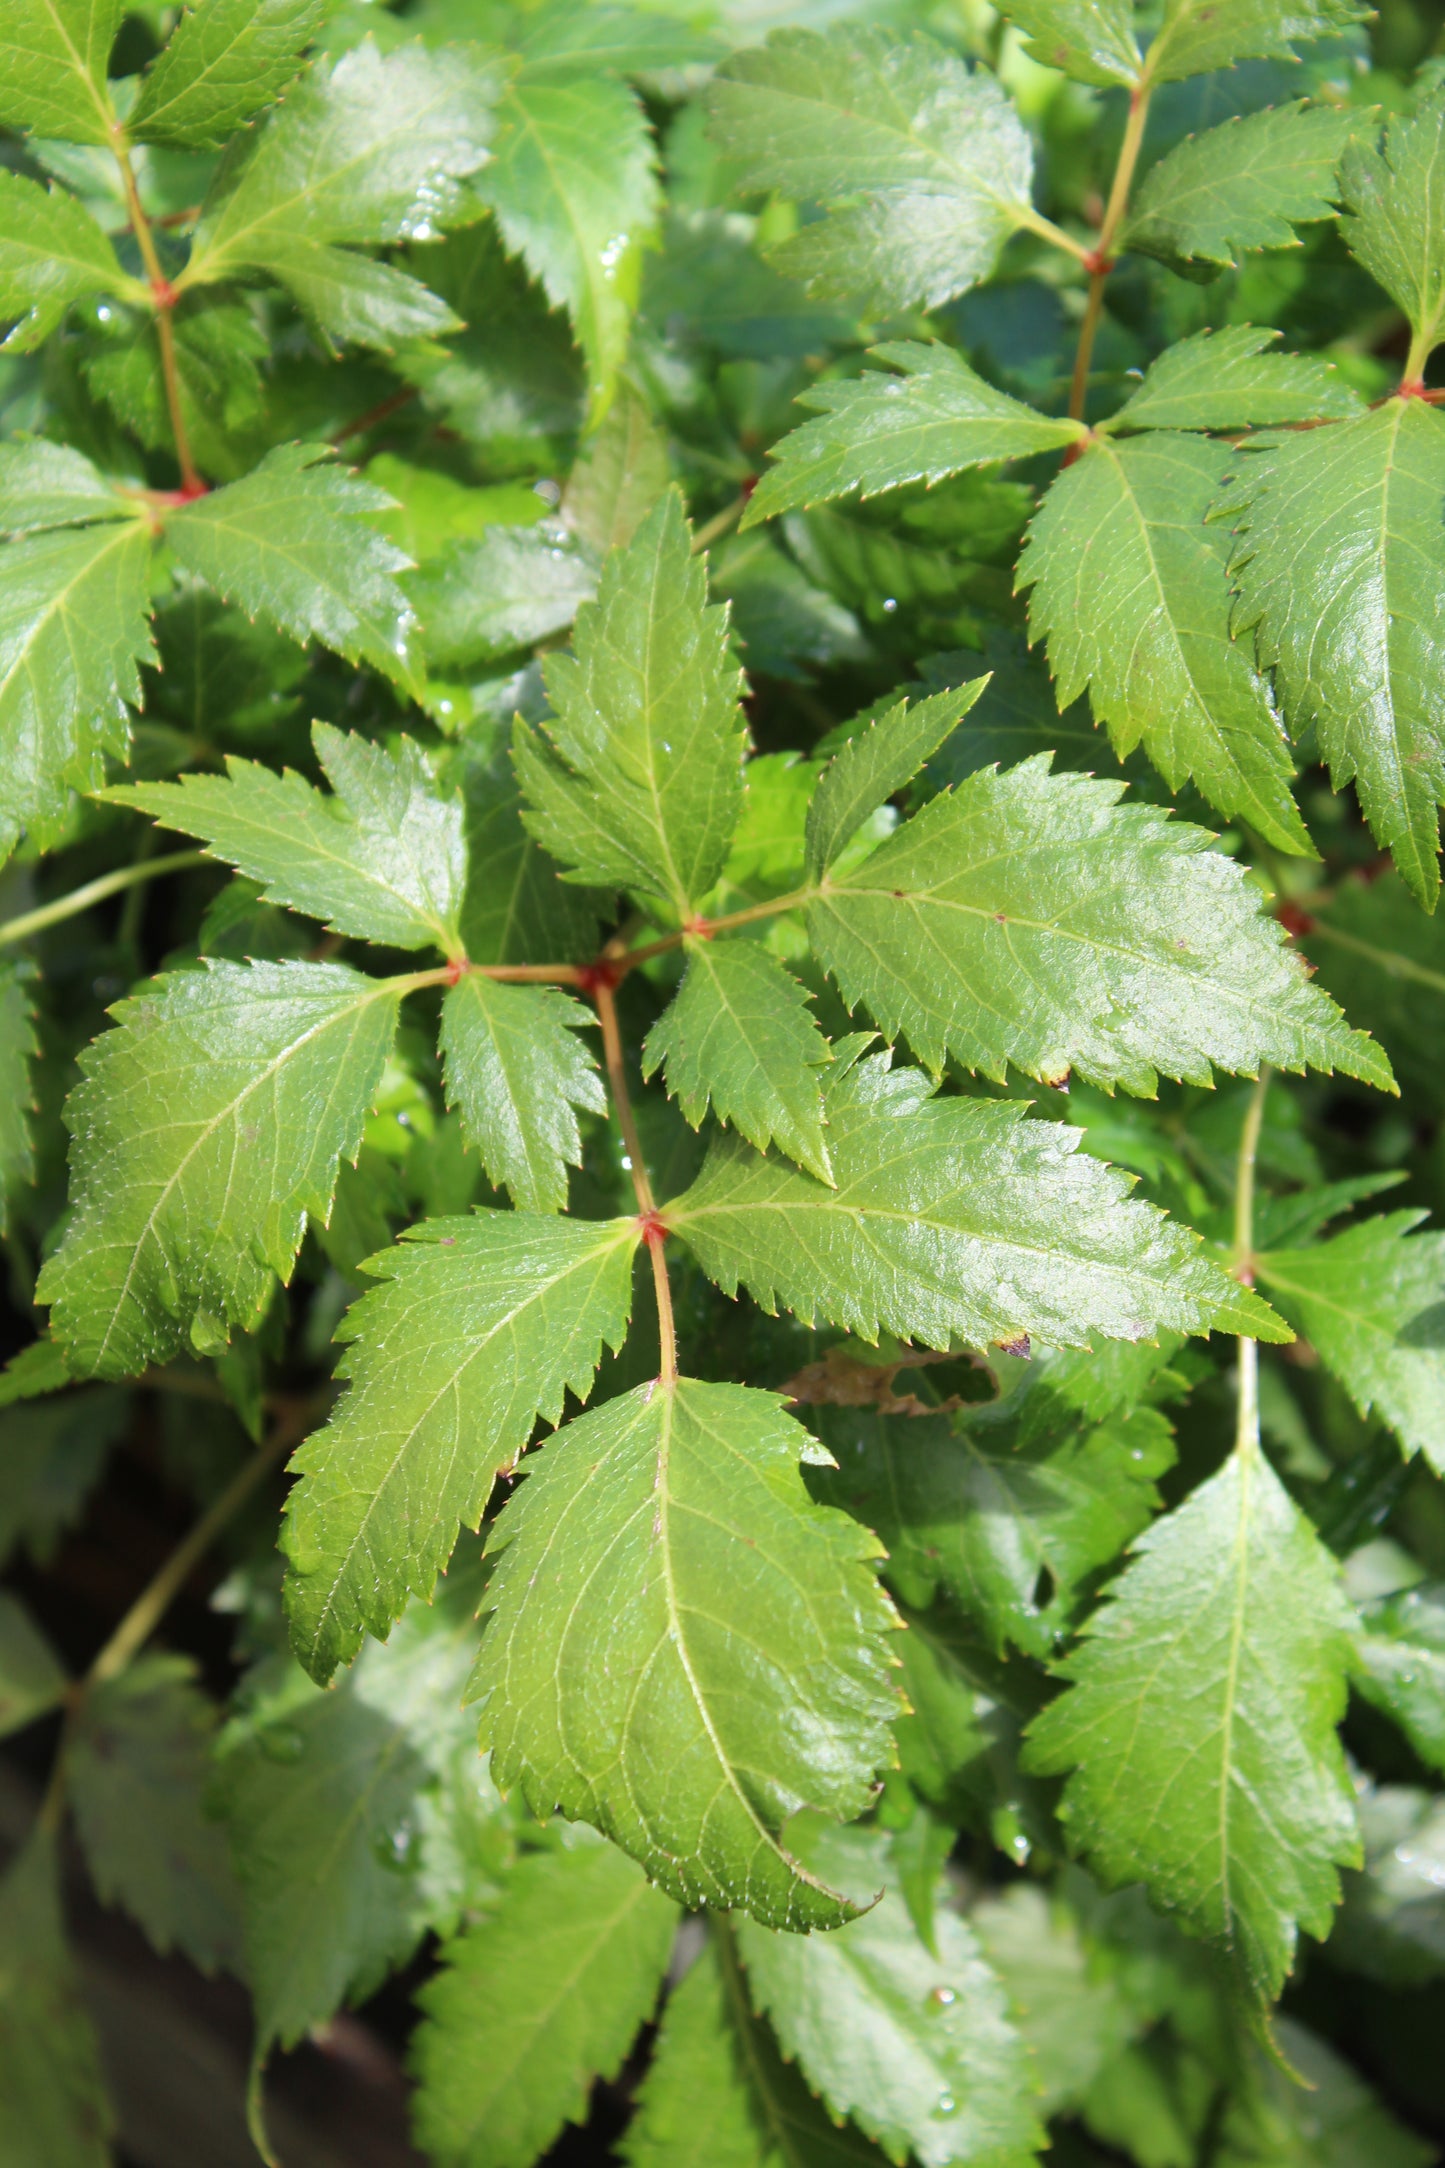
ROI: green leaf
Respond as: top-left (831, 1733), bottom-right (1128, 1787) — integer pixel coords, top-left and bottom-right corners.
top-left (0, 1590), bottom-right (67, 1738)
top-left (733, 1823), bottom-right (1044, 2168)
top-left (409, 524), bottom-right (597, 672)
top-left (1107, 326), bottom-right (1363, 432)
top-left (0, 1386), bottom-right (128, 1566)
top-left (0, 172), bottom-right (134, 351)
top-left (1123, 105), bottom-right (1359, 276)
top-left (412, 1841), bottom-right (678, 2168)
top-left (0, 0), bottom-right (123, 145)
top-left (806, 762), bottom-right (1386, 1093)
top-left (1256, 1212), bottom-right (1445, 1470)
top-left (37, 959), bottom-right (402, 1379)
top-left (999, 0), bottom-right (1141, 85)
top-left (262, 239), bottom-right (462, 351)
top-left (1226, 400), bottom-right (1445, 908)
top-left (81, 296), bottom-right (269, 483)
top-left (0, 963), bottom-right (37, 1235)
top-left (477, 74), bottom-right (659, 419)
top-left (1340, 90), bottom-right (1445, 364)
top-left (972, 1882), bottom-right (1141, 2115)
top-left (1304, 870), bottom-right (1445, 1106)
top-left (166, 443), bottom-right (420, 694)
top-left (642, 938), bottom-right (835, 1184)
top-left (743, 344), bottom-right (1085, 531)
top-left (0, 514), bottom-right (154, 858)
top-left (667, 1047), bottom-right (1283, 1350)
top-left (514, 490), bottom-right (747, 919)
top-left (471, 1376), bottom-right (899, 1930)
top-left (0, 1833), bottom-right (113, 2168)
top-left (282, 1212), bottom-right (637, 1681)
top-left (709, 28), bottom-right (1040, 314)
top-left (1143, 0), bottom-right (1368, 85)
top-left (448, 744), bottom-right (606, 967)
top-left (1216, 2015), bottom-right (1434, 2168)
top-left (0, 440), bottom-right (134, 536)
top-left (805, 683), bottom-right (986, 879)
top-left (1024, 1437), bottom-right (1360, 2001)
top-left (1018, 432), bottom-right (1314, 854)
top-left (562, 381), bottom-right (670, 557)
top-left (131, 0), bottom-right (329, 149)
top-left (68, 1653), bottom-right (243, 1974)
top-left (1354, 1583), bottom-right (1445, 1776)
top-left (624, 1926), bottom-right (892, 2168)
top-left (107, 722), bottom-right (467, 953)
top-left (439, 976), bottom-right (605, 1210)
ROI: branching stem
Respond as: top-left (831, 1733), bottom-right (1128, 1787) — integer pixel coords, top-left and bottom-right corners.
top-left (112, 136), bottom-right (203, 496)
top-left (592, 978), bottom-right (680, 1382)
top-left (0, 849), bottom-right (207, 948)
top-left (1068, 86), bottom-right (1151, 422)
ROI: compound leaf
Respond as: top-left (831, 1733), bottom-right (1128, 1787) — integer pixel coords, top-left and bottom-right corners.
top-left (0, 0), bottom-right (123, 145)
top-left (807, 761), bottom-right (1386, 1093)
top-left (667, 1048), bottom-right (1284, 1351)
top-left (131, 0), bottom-right (329, 150)
top-left (1226, 399), bottom-right (1445, 909)
top-left (0, 172), bottom-right (135, 351)
top-left (1024, 1437), bottom-right (1360, 2001)
top-left (1256, 1212), bottom-right (1445, 1470)
top-left (1000, 0), bottom-right (1141, 86)
top-left (0, 1590), bottom-right (67, 1738)
top-left (412, 1842), bottom-right (678, 2168)
top-left (805, 683), bottom-right (986, 880)
top-left (283, 1212), bottom-right (637, 1682)
top-left (1144, 0), bottom-right (1368, 85)
top-left (0, 1832), bottom-right (113, 2168)
top-left (515, 490), bottom-right (746, 919)
top-left (107, 723), bottom-right (467, 954)
top-left (1019, 431), bottom-right (1313, 854)
top-left (642, 938), bottom-right (834, 1184)
top-left (471, 1377), bottom-right (899, 1931)
top-left (744, 344), bottom-right (1084, 531)
top-left (1340, 90), bottom-right (1445, 364)
top-left (1106, 326), bottom-right (1362, 432)
top-left (38, 959), bottom-right (401, 1379)
top-left (709, 27), bottom-right (1038, 314)
top-left (1124, 104), bottom-right (1359, 275)
top-left (439, 977), bottom-right (605, 1211)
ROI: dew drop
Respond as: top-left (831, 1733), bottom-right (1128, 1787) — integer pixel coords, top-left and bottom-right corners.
top-left (928, 1986), bottom-right (957, 2010)
top-left (934, 2092), bottom-right (957, 2117)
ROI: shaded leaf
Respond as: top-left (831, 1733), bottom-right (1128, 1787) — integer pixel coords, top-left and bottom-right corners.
top-left (0, 1590), bottom-right (67, 1738)
top-left (0, 1833), bottom-right (113, 2167)
top-left (1354, 1583), bottom-right (1445, 1776)
top-left (409, 524), bottom-right (597, 671)
top-left (439, 976), bottom-right (604, 1210)
top-left (0, 962), bottom-right (38, 1234)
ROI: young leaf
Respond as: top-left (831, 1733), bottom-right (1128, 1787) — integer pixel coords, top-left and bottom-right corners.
top-left (1018, 432), bottom-right (1314, 855)
top-left (0, 0), bottom-right (122, 145)
top-left (1226, 401), bottom-right (1445, 908)
top-left (624, 1926), bottom-right (892, 2168)
top-left (68, 1653), bottom-right (243, 1975)
top-left (283, 1213), bottom-right (638, 1682)
top-left (166, 444), bottom-right (420, 694)
top-left (708, 27), bottom-right (1039, 313)
top-left (1256, 1213), bottom-right (1445, 1470)
top-left (0, 963), bottom-right (37, 1235)
top-left (1143, 0), bottom-right (1368, 85)
top-left (130, 0), bottom-right (329, 150)
top-left (1106, 326), bottom-right (1362, 433)
top-left (1025, 1437), bottom-right (1360, 2001)
top-left (0, 1590), bottom-right (68, 1738)
top-left (641, 938), bottom-right (835, 1184)
top-left (805, 682), bottom-right (986, 879)
top-left (0, 172), bottom-right (135, 351)
top-left (743, 343), bottom-right (1085, 530)
top-left (1340, 91), bottom-right (1445, 364)
top-left (439, 977), bottom-right (605, 1210)
top-left (107, 723), bottom-right (467, 954)
top-left (412, 1842), bottom-right (678, 2168)
top-left (0, 1833), bottom-right (114, 2168)
top-left (1355, 1583), bottom-right (1445, 1776)
top-left (514, 490), bottom-right (747, 919)
top-left (471, 1377), bottom-right (899, 1931)
top-left (1123, 104), bottom-right (1359, 276)
top-left (477, 75), bottom-right (659, 418)
top-left (806, 761), bottom-right (1386, 1093)
top-left (38, 960), bottom-right (402, 1379)
top-left (1000, 0), bottom-right (1141, 86)
top-left (667, 1047), bottom-right (1284, 1350)
top-left (733, 1823), bottom-right (1044, 2168)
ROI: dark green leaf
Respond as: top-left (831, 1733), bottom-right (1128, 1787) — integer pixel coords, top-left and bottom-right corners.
top-left (0, 1590), bottom-right (67, 1738)
top-left (1355, 1584), bottom-right (1445, 1776)
top-left (0, 1833), bottom-right (113, 2167)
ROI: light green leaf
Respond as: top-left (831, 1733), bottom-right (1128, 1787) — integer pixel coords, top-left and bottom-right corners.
top-left (107, 722), bottom-right (467, 953)
top-left (439, 976), bottom-right (605, 1210)
top-left (1025, 1437), bottom-right (1360, 2001)
top-left (805, 683), bottom-right (985, 879)
top-left (0, 439), bottom-right (136, 535)
top-left (1144, 0), bottom-right (1368, 85)
top-left (68, 1653), bottom-right (243, 1974)
top-left (412, 1842), bottom-right (678, 2168)
top-left (1256, 1212), bottom-right (1445, 1470)
top-left (1019, 431), bottom-right (1314, 854)
top-left (0, 0), bottom-right (123, 144)
top-left (667, 1047), bottom-right (1284, 1350)
top-left (0, 1590), bottom-right (67, 1738)
top-left (283, 1212), bottom-right (637, 1681)
top-left (972, 1882), bottom-right (1141, 2115)
top-left (1226, 400), bottom-right (1445, 908)
top-left (1000, 0), bottom-right (1140, 84)
top-left (744, 344), bottom-right (1084, 531)
top-left (515, 490), bottom-right (747, 919)
top-left (709, 27), bottom-right (1039, 314)
top-left (38, 959), bottom-right (401, 1379)
top-left (477, 74), bottom-right (659, 419)
top-left (409, 524), bottom-right (597, 671)
top-left (471, 1377), bottom-right (899, 1930)
top-left (0, 963), bottom-right (37, 1235)
top-left (1354, 1583), bottom-right (1445, 1776)
top-left (1107, 326), bottom-right (1363, 432)
top-left (1124, 104), bottom-right (1359, 275)
top-left (562, 381), bottom-right (670, 557)
top-left (806, 761), bottom-right (1386, 1093)
top-left (734, 1824), bottom-right (1044, 2168)
top-left (265, 237), bottom-right (461, 351)
top-left (1341, 90), bottom-right (1445, 363)
top-left (0, 1833), bottom-right (114, 2168)
top-left (166, 441), bottom-right (418, 689)
top-left (642, 938), bottom-right (834, 1184)
top-left (131, 0), bottom-right (329, 149)
top-left (0, 172), bottom-right (135, 351)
